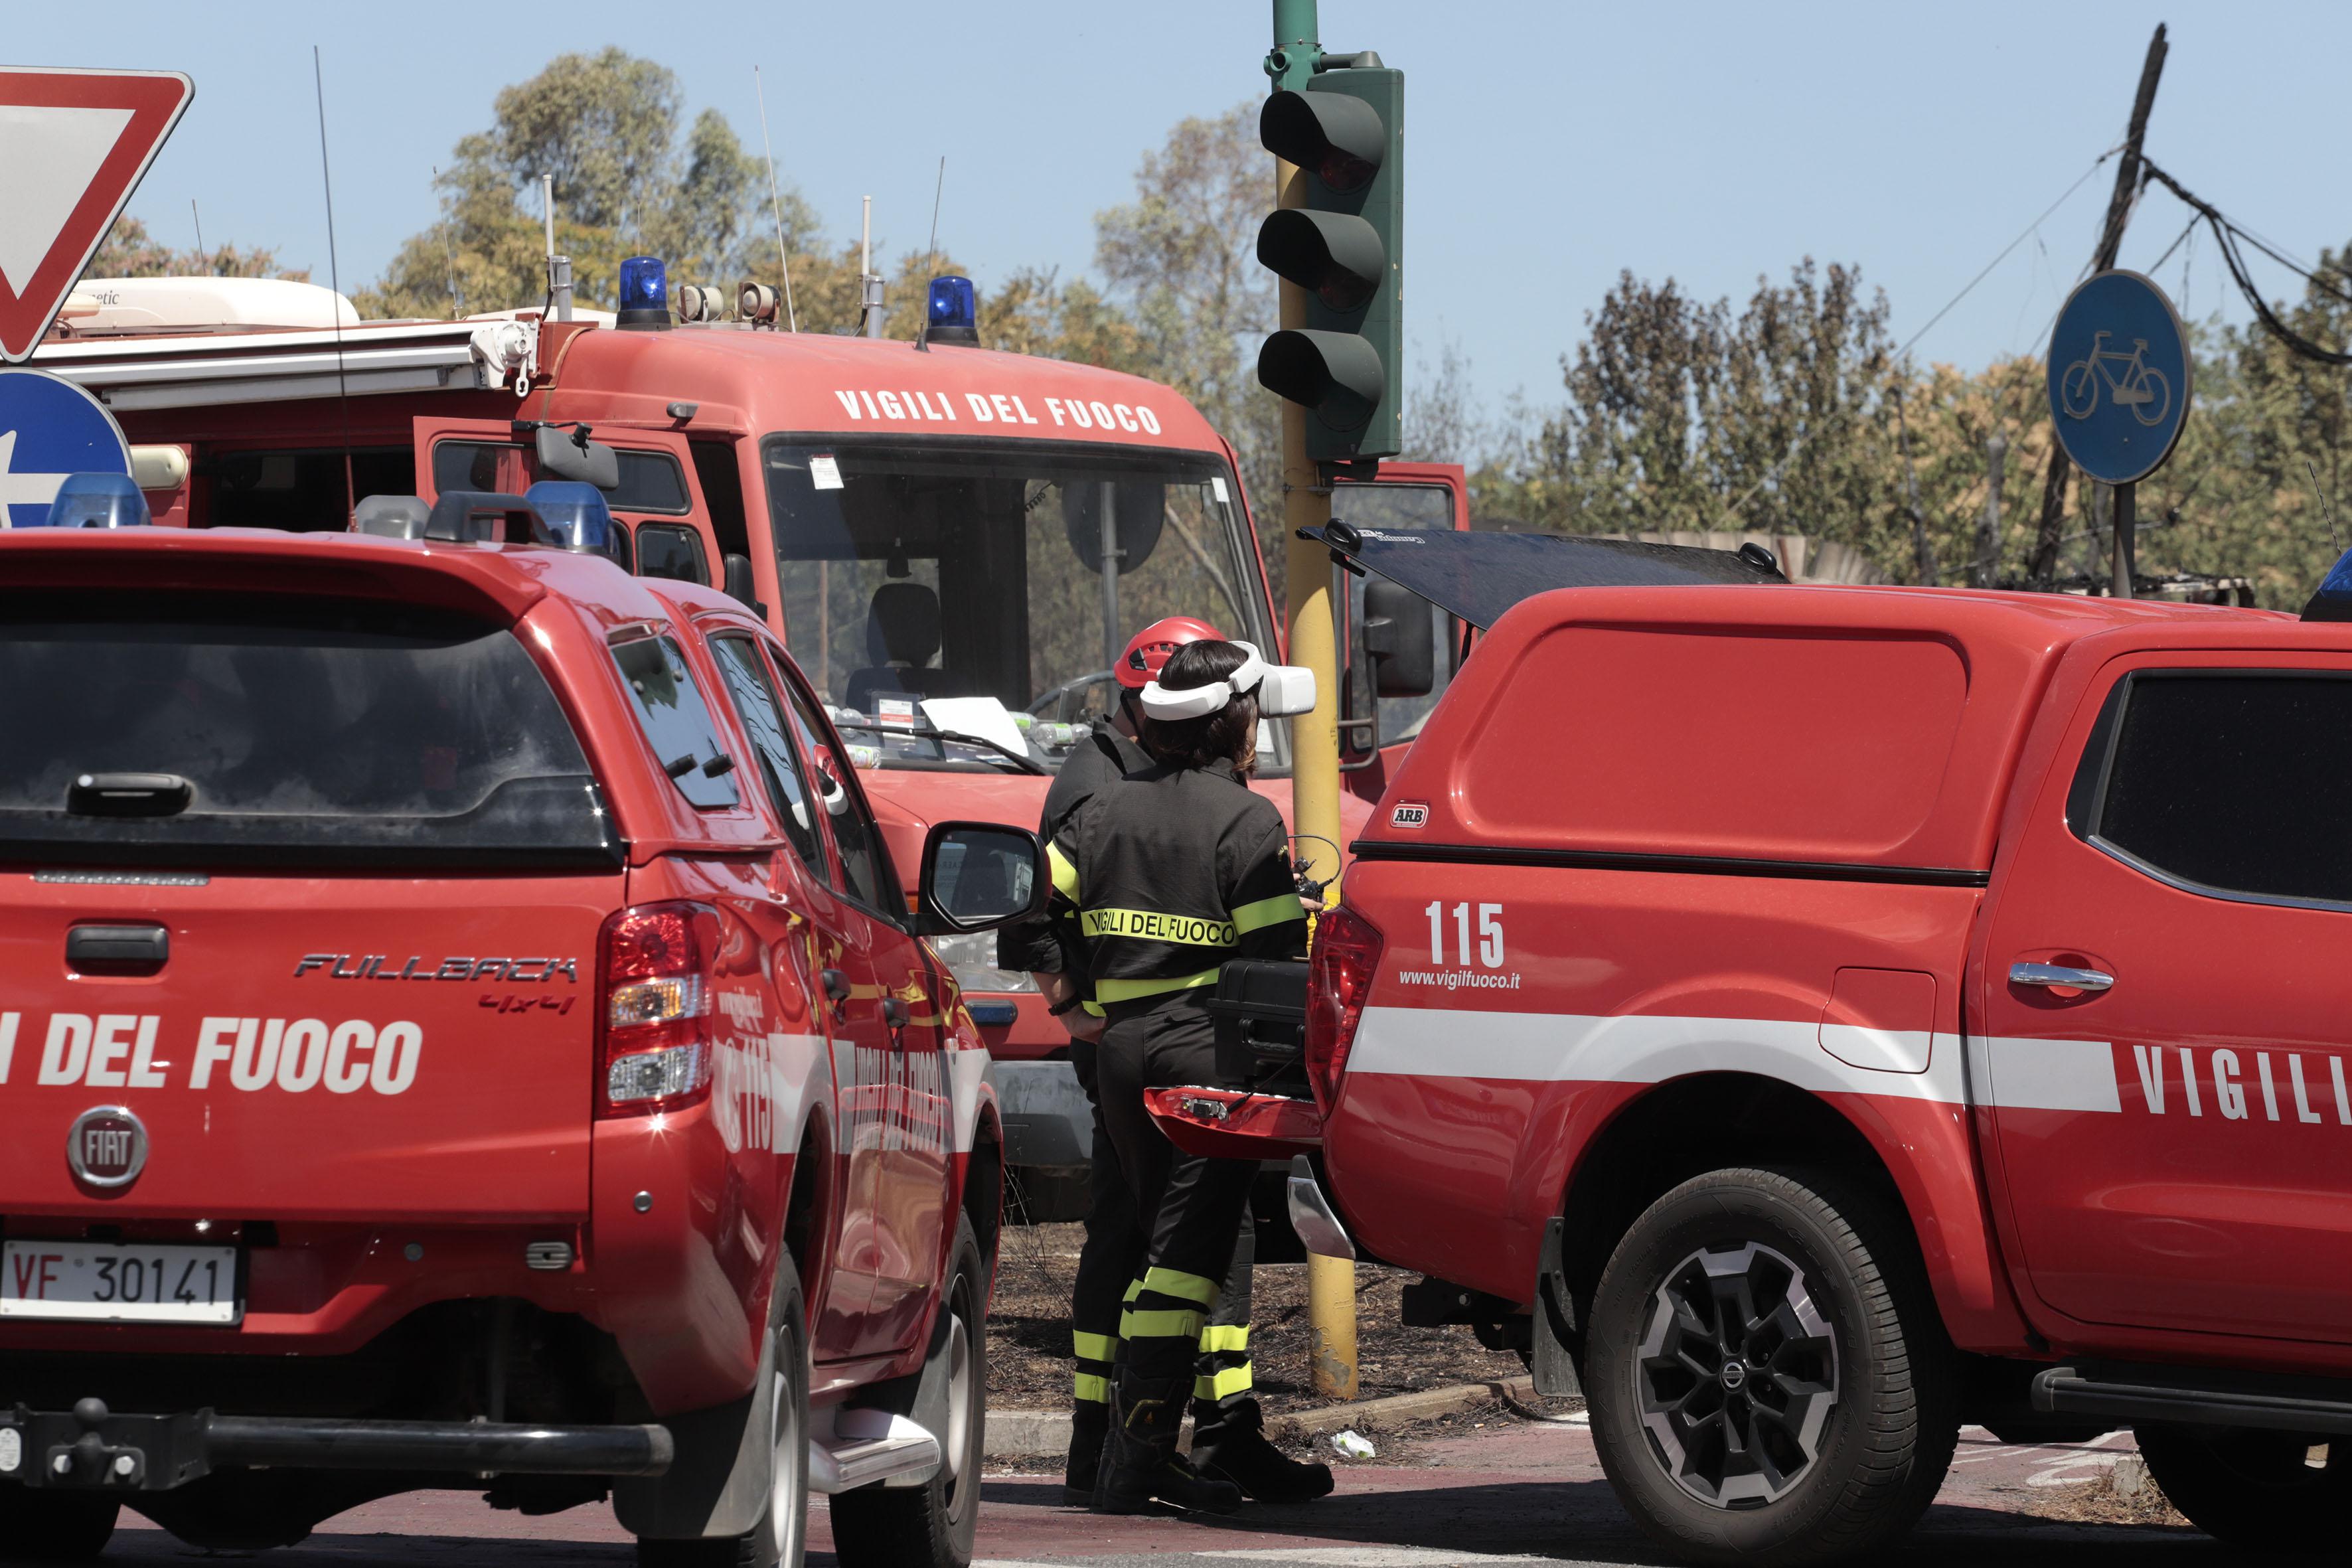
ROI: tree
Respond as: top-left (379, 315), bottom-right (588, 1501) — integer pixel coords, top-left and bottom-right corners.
top-left (88, 214), bottom-right (299, 281)
top-left (357, 48), bottom-right (814, 319)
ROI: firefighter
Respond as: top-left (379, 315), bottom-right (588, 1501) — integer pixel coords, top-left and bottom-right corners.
top-left (1049, 639), bottom-right (1334, 1514)
top-left (998, 618), bottom-right (1273, 1506)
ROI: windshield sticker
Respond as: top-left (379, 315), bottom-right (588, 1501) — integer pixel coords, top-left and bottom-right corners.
top-left (876, 696), bottom-right (917, 729)
top-left (827, 386), bottom-right (1163, 437)
top-left (808, 454), bottom-right (844, 491)
top-left (1210, 475), bottom-right (1229, 505)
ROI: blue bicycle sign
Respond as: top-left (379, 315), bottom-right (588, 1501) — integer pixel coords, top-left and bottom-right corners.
top-left (2046, 269), bottom-right (2191, 485)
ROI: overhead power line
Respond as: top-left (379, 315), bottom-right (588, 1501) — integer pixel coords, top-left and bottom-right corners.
top-left (2136, 157), bottom-right (2352, 366)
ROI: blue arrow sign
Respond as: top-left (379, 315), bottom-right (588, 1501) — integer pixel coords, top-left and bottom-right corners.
top-left (0, 368), bottom-right (133, 528)
top-left (2047, 269), bottom-right (2192, 486)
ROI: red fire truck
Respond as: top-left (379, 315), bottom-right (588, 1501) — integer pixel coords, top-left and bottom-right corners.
top-left (1159, 525), bottom-right (2352, 1564)
top-left (28, 272), bottom-right (1466, 1196)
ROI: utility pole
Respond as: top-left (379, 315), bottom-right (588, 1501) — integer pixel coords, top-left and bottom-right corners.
top-left (2028, 22), bottom-right (2167, 591)
top-left (1268, 0), bottom-right (1358, 1401)
top-left (1977, 432), bottom-right (2006, 588)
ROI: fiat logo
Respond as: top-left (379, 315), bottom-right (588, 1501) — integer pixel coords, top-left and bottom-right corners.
top-left (66, 1107), bottom-right (147, 1190)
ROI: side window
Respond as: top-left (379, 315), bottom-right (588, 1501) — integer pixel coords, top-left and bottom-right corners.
top-left (611, 636), bottom-right (740, 808)
top-left (639, 525), bottom-right (710, 586)
top-left (710, 635), bottom-right (829, 878)
top-left (2075, 670), bottom-right (2352, 907)
top-left (430, 440), bottom-right (688, 514)
top-left (770, 652), bottom-right (903, 918)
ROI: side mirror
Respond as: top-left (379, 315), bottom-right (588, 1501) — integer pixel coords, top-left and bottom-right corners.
top-left (722, 552), bottom-right (766, 616)
top-left (1363, 578), bottom-right (1436, 698)
top-left (534, 425), bottom-right (621, 490)
top-left (916, 821), bottom-right (1047, 937)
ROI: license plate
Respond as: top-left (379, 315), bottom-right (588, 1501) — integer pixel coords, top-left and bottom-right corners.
top-left (1, 1241), bottom-right (240, 1325)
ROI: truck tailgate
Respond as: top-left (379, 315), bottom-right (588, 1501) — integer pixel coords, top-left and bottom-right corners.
top-left (1, 870), bottom-right (614, 1220)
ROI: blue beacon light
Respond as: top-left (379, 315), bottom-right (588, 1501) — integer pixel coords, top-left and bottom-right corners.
top-left (42, 472), bottom-right (152, 528)
top-left (524, 481), bottom-right (621, 560)
top-left (927, 275), bottom-right (979, 345)
top-left (617, 256), bottom-right (671, 331)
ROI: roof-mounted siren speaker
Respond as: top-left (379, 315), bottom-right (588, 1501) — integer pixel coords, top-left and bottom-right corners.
top-left (2302, 548), bottom-right (2352, 621)
top-left (42, 473), bottom-right (151, 528)
top-left (927, 276), bottom-right (979, 345)
top-left (616, 256), bottom-right (671, 331)
top-left (676, 284), bottom-right (725, 324)
top-left (738, 283), bottom-right (780, 327)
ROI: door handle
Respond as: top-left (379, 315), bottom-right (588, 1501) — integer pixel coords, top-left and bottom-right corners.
top-left (2010, 961), bottom-right (2114, 992)
top-left (881, 997), bottom-right (909, 1030)
top-left (821, 969), bottom-right (851, 1008)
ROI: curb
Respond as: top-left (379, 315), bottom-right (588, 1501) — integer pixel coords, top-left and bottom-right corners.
top-left (984, 1375), bottom-right (1541, 1457)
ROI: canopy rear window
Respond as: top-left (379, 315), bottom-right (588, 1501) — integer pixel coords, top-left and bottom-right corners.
top-left (0, 593), bottom-right (618, 868)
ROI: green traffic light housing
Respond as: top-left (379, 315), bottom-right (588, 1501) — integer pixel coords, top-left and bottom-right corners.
top-left (1255, 64), bottom-right (1403, 463)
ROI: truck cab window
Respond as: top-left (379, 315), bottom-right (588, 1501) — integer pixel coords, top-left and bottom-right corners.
top-left (2079, 671), bottom-right (2352, 907)
top-left (203, 447), bottom-right (411, 531)
top-left (637, 526), bottom-right (709, 585)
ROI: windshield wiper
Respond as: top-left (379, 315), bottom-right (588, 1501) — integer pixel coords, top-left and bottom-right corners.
top-left (831, 722), bottom-right (1046, 776)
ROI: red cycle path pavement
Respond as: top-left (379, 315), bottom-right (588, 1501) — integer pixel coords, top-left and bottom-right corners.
top-left (101, 1421), bottom-right (2221, 1565)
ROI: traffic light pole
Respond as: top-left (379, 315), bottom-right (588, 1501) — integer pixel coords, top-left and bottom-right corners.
top-left (1268, 0), bottom-right (1360, 1403)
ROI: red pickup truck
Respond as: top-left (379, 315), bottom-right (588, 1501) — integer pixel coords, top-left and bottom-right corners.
top-left (0, 513), bottom-right (1034, 1568)
top-left (1166, 536), bottom-right (2352, 1563)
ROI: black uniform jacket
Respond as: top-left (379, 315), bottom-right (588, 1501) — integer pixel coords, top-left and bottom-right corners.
top-left (998, 719), bottom-right (1154, 978)
top-left (1047, 758), bottom-right (1308, 1009)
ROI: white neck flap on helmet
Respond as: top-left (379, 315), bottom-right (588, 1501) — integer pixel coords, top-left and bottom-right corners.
top-left (1138, 641), bottom-right (1318, 720)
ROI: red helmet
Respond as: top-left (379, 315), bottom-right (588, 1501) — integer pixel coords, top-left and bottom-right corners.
top-left (1115, 615), bottom-right (1223, 690)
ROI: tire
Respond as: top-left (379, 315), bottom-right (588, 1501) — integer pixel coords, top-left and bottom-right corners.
top-left (1585, 1167), bottom-right (1958, 1567)
top-left (638, 1251), bottom-right (811, 1568)
top-left (830, 1214), bottom-right (988, 1568)
top-left (0, 1487), bottom-right (118, 1562)
top-left (2136, 1423), bottom-right (2352, 1552)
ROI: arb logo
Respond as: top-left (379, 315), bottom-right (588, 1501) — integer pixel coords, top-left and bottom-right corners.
top-left (1390, 801), bottom-right (1430, 829)
top-left (66, 1105), bottom-right (146, 1189)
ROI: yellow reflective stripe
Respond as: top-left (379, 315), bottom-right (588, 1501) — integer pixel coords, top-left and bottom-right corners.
top-left (1081, 907), bottom-right (1239, 946)
top-left (1081, 1000), bottom-right (1105, 1018)
top-left (1048, 842), bottom-right (1079, 900)
top-left (1193, 1363), bottom-right (1253, 1401)
top-left (1123, 1279), bottom-right (1143, 1304)
top-left (1094, 969), bottom-right (1223, 1006)
top-left (1074, 1372), bottom-right (1110, 1404)
top-left (1198, 1323), bottom-right (1249, 1354)
top-left (1073, 1330), bottom-right (1118, 1363)
top-left (1120, 1307), bottom-right (1204, 1340)
top-left (1230, 892), bottom-right (1306, 934)
top-left (1142, 1266), bottom-right (1219, 1306)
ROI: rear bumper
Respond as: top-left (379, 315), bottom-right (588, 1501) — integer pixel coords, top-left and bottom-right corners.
top-left (0, 1399), bottom-right (671, 1492)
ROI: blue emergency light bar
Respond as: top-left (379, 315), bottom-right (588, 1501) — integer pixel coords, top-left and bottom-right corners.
top-left (2302, 548), bottom-right (2352, 621)
top-left (617, 256), bottom-right (671, 331)
top-left (927, 275), bottom-right (979, 345)
top-left (525, 481), bottom-right (622, 558)
top-left (42, 473), bottom-right (151, 528)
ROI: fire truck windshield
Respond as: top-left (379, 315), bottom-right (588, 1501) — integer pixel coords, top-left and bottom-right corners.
top-left (761, 438), bottom-right (1278, 767)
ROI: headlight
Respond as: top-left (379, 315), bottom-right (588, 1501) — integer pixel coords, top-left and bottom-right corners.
top-left (927, 929), bottom-right (1038, 994)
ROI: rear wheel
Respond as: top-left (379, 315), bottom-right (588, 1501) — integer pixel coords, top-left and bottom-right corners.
top-left (2136, 1424), bottom-right (2352, 1551)
top-left (1586, 1167), bottom-right (1956, 1567)
top-left (638, 1252), bottom-right (810, 1568)
top-left (0, 1488), bottom-right (118, 1562)
top-left (830, 1214), bottom-right (988, 1568)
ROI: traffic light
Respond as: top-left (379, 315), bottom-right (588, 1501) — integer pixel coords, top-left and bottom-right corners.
top-left (1257, 63), bottom-right (1403, 463)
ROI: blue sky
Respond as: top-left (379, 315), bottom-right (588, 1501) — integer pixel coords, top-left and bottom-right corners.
top-left (15, 2), bottom-right (2347, 425)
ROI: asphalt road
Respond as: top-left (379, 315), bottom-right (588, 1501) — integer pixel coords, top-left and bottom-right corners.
top-left (98, 1421), bottom-right (2250, 1566)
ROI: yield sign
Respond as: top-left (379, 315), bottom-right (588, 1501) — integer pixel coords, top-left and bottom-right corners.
top-left (0, 67), bottom-right (193, 364)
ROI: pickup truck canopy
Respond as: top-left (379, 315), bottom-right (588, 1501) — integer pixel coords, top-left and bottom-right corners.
top-left (1301, 522), bottom-right (1785, 630)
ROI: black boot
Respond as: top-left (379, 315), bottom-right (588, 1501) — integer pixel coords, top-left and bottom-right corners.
top-left (1091, 1373), bottom-right (1242, 1516)
top-left (1191, 1398), bottom-right (1334, 1504)
top-left (1063, 1400), bottom-right (1108, 1504)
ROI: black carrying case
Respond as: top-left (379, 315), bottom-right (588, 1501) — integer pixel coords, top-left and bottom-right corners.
top-left (1205, 959), bottom-right (1309, 1093)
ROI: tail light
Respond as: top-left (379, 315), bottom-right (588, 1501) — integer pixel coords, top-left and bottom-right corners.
top-left (1304, 904), bottom-right (1383, 1110)
top-left (598, 902), bottom-right (721, 1117)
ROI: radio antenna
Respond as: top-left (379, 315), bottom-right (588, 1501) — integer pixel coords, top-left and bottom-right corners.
top-left (2311, 459), bottom-right (2345, 555)
top-left (434, 166), bottom-right (463, 319)
top-left (311, 44), bottom-right (354, 524)
top-left (190, 200), bottom-right (209, 275)
top-left (915, 155), bottom-right (945, 352)
top-left (752, 66), bottom-right (799, 332)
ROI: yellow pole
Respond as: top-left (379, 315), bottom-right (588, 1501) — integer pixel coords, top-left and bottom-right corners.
top-left (1276, 150), bottom-right (1360, 1401)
